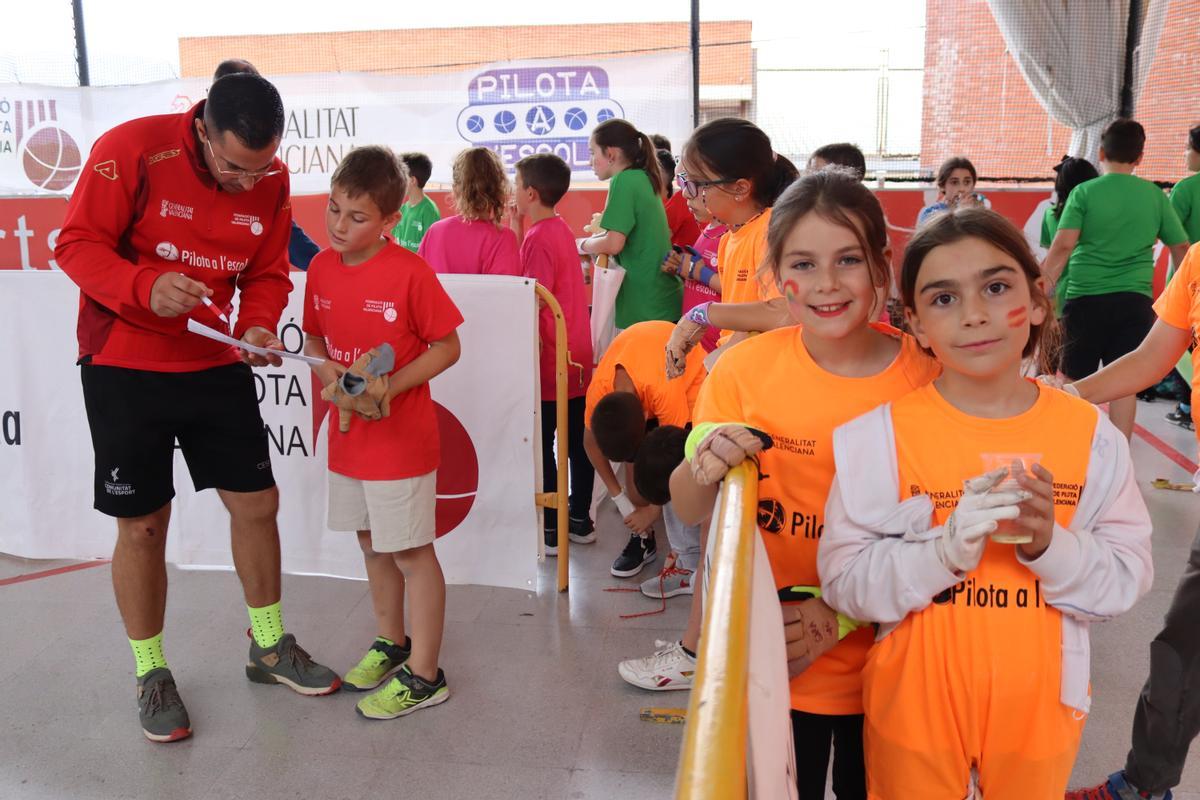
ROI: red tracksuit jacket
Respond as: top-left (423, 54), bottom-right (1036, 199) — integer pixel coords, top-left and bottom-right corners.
top-left (55, 101), bottom-right (293, 372)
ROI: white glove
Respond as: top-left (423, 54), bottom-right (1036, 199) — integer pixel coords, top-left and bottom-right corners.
top-left (935, 468), bottom-right (1029, 573)
top-left (612, 492), bottom-right (637, 518)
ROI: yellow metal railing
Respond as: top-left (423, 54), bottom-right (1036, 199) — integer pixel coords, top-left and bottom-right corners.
top-left (532, 283), bottom-right (573, 593)
top-left (675, 463), bottom-right (760, 799)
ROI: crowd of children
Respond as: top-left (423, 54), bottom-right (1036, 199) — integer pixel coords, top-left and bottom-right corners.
top-left (273, 96), bottom-right (1200, 799)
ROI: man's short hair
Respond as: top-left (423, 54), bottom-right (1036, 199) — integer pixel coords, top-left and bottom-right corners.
top-left (633, 425), bottom-right (687, 506)
top-left (400, 152), bottom-right (433, 189)
top-left (515, 153), bottom-right (571, 208)
top-left (331, 145), bottom-right (409, 216)
top-left (1101, 118), bottom-right (1146, 164)
top-left (205, 73), bottom-right (285, 150)
top-left (212, 59), bottom-right (259, 81)
top-left (591, 392), bottom-right (646, 463)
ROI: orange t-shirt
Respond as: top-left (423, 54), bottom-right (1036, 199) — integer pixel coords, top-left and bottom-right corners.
top-left (693, 323), bottom-right (939, 714)
top-left (1153, 242), bottom-right (1200, 441)
top-left (715, 208), bottom-right (782, 346)
top-left (585, 320), bottom-right (707, 428)
top-left (862, 383), bottom-right (1095, 780)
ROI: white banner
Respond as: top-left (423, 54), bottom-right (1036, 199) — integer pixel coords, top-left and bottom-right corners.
top-left (0, 52), bottom-right (693, 197)
top-left (0, 272), bottom-right (540, 591)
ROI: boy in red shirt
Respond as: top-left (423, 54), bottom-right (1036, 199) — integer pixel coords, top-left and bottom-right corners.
top-left (302, 146), bottom-right (463, 719)
top-left (513, 153), bottom-right (597, 554)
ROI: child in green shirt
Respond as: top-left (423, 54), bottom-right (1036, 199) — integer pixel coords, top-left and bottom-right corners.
top-left (391, 152), bottom-right (440, 253)
top-left (578, 118), bottom-right (679, 329)
top-left (1041, 155), bottom-right (1099, 316)
top-left (1169, 125), bottom-right (1200, 245)
top-left (1042, 118), bottom-right (1191, 439)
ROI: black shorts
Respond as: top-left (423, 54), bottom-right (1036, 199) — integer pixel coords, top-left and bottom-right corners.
top-left (1061, 292), bottom-right (1156, 380)
top-left (80, 362), bottom-right (275, 518)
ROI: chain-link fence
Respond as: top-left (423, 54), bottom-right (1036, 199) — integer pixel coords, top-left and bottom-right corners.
top-left (3, 1), bottom-right (1198, 185)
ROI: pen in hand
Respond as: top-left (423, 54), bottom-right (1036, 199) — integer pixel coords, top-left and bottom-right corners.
top-left (199, 294), bottom-right (230, 328)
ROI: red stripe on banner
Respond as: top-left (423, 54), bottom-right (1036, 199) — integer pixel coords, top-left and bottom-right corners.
top-left (0, 559), bottom-right (110, 588)
top-left (1134, 424), bottom-right (1199, 474)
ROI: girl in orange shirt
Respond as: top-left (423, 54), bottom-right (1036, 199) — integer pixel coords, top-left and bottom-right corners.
top-left (818, 209), bottom-right (1153, 799)
top-left (670, 167), bottom-right (939, 799)
top-left (667, 118), bottom-right (799, 358)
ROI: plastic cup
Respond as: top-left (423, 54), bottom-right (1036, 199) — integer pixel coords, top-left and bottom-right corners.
top-left (979, 452), bottom-right (1042, 544)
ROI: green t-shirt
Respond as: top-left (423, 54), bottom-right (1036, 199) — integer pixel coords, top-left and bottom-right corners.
top-left (1057, 172), bottom-right (1188, 299)
top-left (1170, 172), bottom-right (1200, 245)
top-left (600, 168), bottom-right (679, 329)
top-left (391, 195), bottom-right (441, 253)
top-left (1040, 204), bottom-right (1070, 315)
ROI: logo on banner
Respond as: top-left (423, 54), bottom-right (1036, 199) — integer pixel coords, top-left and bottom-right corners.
top-left (0, 98), bottom-right (84, 192)
top-left (456, 66), bottom-right (625, 171)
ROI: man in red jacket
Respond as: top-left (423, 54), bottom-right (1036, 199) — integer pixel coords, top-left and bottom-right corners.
top-left (55, 73), bottom-right (340, 744)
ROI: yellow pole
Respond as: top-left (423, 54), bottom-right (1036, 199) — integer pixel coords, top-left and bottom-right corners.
top-left (675, 463), bottom-right (759, 800)
top-left (533, 283), bottom-right (571, 593)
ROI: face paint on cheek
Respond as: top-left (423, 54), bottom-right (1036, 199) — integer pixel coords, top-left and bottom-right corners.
top-left (783, 279), bottom-right (800, 305)
top-left (1007, 306), bottom-right (1029, 328)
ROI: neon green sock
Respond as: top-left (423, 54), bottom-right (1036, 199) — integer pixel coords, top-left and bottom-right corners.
top-left (247, 601), bottom-right (285, 649)
top-left (130, 632), bottom-right (168, 678)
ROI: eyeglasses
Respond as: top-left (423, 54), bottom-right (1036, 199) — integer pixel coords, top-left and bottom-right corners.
top-left (204, 137), bottom-right (283, 181)
top-left (676, 172), bottom-right (735, 200)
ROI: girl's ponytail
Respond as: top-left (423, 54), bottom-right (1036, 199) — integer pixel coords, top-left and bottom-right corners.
top-left (593, 118), bottom-right (664, 196)
top-left (767, 153), bottom-right (800, 205)
top-left (683, 117), bottom-right (795, 208)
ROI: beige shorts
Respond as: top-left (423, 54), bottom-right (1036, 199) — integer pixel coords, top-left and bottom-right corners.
top-left (327, 469), bottom-right (437, 553)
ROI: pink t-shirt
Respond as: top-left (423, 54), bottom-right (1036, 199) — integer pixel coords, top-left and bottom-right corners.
top-left (681, 222), bottom-right (727, 352)
top-left (418, 215), bottom-right (522, 276)
top-left (521, 216), bottom-right (594, 400)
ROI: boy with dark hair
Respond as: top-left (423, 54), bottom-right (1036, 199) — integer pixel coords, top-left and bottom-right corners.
top-left (808, 142), bottom-right (867, 180)
top-left (584, 321), bottom-right (706, 578)
top-left (650, 133), bottom-right (672, 152)
top-left (513, 152), bottom-right (596, 554)
top-left (1169, 124), bottom-right (1200, 244)
top-left (1043, 117), bottom-right (1190, 440)
top-left (618, 424), bottom-right (705, 692)
top-left (392, 152), bottom-right (440, 253)
top-left (303, 145), bottom-right (464, 720)
top-left (57, 70), bottom-right (340, 743)
top-left (209, 59), bottom-right (320, 269)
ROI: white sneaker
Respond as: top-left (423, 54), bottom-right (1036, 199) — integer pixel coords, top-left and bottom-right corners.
top-left (640, 565), bottom-right (695, 599)
top-left (618, 640), bottom-right (696, 691)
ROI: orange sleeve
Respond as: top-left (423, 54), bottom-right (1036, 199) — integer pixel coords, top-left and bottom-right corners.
top-left (753, 231), bottom-right (781, 301)
top-left (1154, 245), bottom-right (1198, 330)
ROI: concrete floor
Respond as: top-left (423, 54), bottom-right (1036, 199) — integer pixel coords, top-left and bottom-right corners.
top-left (1, 398), bottom-right (1198, 799)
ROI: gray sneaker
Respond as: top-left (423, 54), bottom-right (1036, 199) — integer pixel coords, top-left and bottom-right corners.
top-left (246, 633), bottom-right (342, 696)
top-left (136, 668), bottom-right (192, 743)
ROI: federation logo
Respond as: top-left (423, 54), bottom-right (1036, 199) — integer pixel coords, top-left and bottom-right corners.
top-left (383, 307), bottom-right (398, 323)
top-left (456, 65), bottom-right (625, 171)
top-left (155, 241), bottom-right (180, 261)
top-left (9, 99), bottom-right (83, 192)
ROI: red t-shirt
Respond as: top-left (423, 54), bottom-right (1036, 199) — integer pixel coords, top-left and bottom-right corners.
top-left (664, 192), bottom-right (702, 249)
top-left (520, 215), bottom-right (594, 400)
top-left (303, 242), bottom-right (464, 480)
top-left (55, 101), bottom-right (293, 371)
